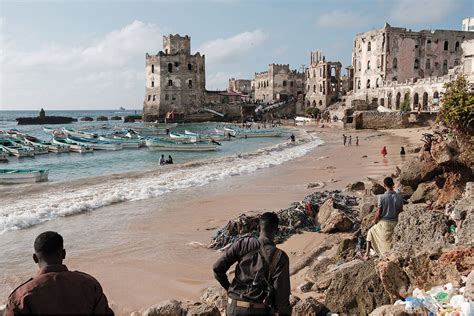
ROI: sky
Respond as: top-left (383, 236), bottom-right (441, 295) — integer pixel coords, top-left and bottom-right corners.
top-left (0, 0), bottom-right (472, 110)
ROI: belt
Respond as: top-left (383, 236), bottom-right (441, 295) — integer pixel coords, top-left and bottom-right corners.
top-left (228, 298), bottom-right (267, 309)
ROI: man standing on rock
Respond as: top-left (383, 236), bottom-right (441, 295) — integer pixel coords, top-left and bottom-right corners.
top-left (364, 177), bottom-right (403, 259)
top-left (5, 231), bottom-right (114, 315)
top-left (213, 212), bottom-right (291, 315)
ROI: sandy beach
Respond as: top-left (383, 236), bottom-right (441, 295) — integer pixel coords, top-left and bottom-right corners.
top-left (1, 125), bottom-right (426, 315)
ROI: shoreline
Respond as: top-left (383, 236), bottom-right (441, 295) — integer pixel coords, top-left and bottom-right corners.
top-left (0, 126), bottom-right (427, 315)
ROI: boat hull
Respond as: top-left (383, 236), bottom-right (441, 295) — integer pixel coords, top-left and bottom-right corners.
top-left (145, 139), bottom-right (217, 151)
top-left (0, 169), bottom-right (49, 184)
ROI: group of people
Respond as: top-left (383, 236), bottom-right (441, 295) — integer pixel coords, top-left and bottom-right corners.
top-left (342, 134), bottom-right (359, 146)
top-left (6, 177), bottom-right (404, 315)
top-left (159, 154), bottom-right (173, 165)
top-left (380, 146), bottom-right (406, 158)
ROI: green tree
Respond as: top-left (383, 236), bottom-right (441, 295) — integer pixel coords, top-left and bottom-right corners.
top-left (436, 75), bottom-right (474, 135)
top-left (400, 95), bottom-right (411, 112)
top-left (305, 107), bottom-right (320, 117)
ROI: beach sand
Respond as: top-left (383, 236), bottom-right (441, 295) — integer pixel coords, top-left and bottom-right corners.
top-left (1, 126), bottom-right (426, 315)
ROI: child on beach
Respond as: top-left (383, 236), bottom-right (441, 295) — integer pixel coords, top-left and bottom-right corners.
top-left (381, 146), bottom-right (388, 158)
top-left (348, 136), bottom-right (352, 146)
top-left (343, 134), bottom-right (347, 146)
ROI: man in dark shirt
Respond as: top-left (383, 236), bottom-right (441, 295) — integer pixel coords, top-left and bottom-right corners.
top-left (213, 212), bottom-right (291, 315)
top-left (5, 231), bottom-right (114, 315)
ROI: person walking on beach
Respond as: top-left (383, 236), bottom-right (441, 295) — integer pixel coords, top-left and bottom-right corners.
top-left (343, 134), bottom-right (347, 146)
top-left (356, 136), bottom-right (359, 146)
top-left (381, 146), bottom-right (388, 158)
top-left (364, 177), bottom-right (403, 259)
top-left (348, 135), bottom-right (352, 146)
top-left (5, 231), bottom-right (114, 315)
top-left (400, 146), bottom-right (406, 155)
top-left (213, 212), bottom-right (291, 315)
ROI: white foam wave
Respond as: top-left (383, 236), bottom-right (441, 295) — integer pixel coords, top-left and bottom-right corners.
top-left (0, 135), bottom-right (323, 234)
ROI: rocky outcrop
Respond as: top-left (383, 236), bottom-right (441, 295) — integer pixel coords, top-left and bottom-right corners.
top-left (292, 297), bottom-right (325, 316)
top-left (199, 286), bottom-right (226, 312)
top-left (399, 151), bottom-right (441, 189)
top-left (317, 198), bottom-right (354, 233)
top-left (409, 181), bottom-right (438, 203)
top-left (186, 303), bottom-right (220, 316)
top-left (324, 260), bottom-right (391, 314)
top-left (369, 304), bottom-right (426, 316)
top-left (143, 300), bottom-right (184, 316)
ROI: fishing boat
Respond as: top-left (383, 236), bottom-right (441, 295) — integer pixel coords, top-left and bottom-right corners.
top-left (10, 138), bottom-right (49, 155)
top-left (52, 138), bottom-right (93, 153)
top-left (0, 169), bottom-right (49, 184)
top-left (215, 128), bottom-right (237, 137)
top-left (98, 136), bottom-right (142, 149)
top-left (23, 136), bottom-right (70, 153)
top-left (184, 130), bottom-right (227, 141)
top-left (0, 148), bottom-right (9, 162)
top-left (145, 138), bottom-right (217, 151)
top-left (236, 130), bottom-right (282, 138)
top-left (0, 139), bottom-right (34, 157)
top-left (63, 127), bottom-right (98, 139)
top-left (144, 122), bottom-right (178, 128)
top-left (169, 132), bottom-right (196, 142)
top-left (67, 135), bottom-right (123, 151)
top-left (127, 126), bottom-right (169, 136)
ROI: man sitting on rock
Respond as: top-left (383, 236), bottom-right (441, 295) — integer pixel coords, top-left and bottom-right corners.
top-left (5, 231), bottom-right (114, 315)
top-left (213, 212), bottom-right (291, 315)
top-left (364, 177), bottom-right (403, 259)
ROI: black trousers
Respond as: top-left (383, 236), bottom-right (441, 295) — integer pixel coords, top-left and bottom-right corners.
top-left (226, 300), bottom-right (270, 315)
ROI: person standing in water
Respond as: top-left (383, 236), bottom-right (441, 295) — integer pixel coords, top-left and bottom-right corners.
top-left (343, 134), bottom-right (347, 146)
top-left (400, 147), bottom-right (406, 155)
top-left (381, 146), bottom-right (388, 158)
top-left (356, 136), bottom-right (359, 146)
top-left (159, 154), bottom-right (166, 165)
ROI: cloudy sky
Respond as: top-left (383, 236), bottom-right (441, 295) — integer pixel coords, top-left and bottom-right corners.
top-left (0, 0), bottom-right (471, 110)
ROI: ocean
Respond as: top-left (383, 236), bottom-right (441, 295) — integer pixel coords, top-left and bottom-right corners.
top-left (0, 110), bottom-right (323, 234)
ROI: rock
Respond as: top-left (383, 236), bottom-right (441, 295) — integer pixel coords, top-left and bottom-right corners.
top-left (433, 168), bottom-right (472, 209)
top-left (359, 196), bottom-right (377, 235)
top-left (391, 205), bottom-right (454, 253)
top-left (186, 302), bottom-right (220, 316)
top-left (292, 297), bottom-right (324, 316)
top-left (409, 181), bottom-right (438, 203)
top-left (143, 299), bottom-right (184, 316)
top-left (316, 198), bottom-right (353, 233)
top-left (97, 116), bottom-right (109, 121)
top-left (297, 281), bottom-right (314, 293)
top-left (80, 116), bottom-right (93, 121)
top-left (289, 295), bottom-right (301, 307)
top-left (465, 270), bottom-right (474, 301)
top-left (376, 256), bottom-right (411, 300)
top-left (307, 182), bottom-right (325, 189)
top-left (457, 209), bottom-right (474, 245)
top-left (399, 151), bottom-right (441, 188)
top-left (111, 116), bottom-right (122, 120)
top-left (347, 181), bottom-right (365, 191)
top-left (335, 237), bottom-right (358, 261)
top-left (438, 247), bottom-right (474, 276)
top-left (324, 259), bottom-right (391, 314)
top-left (430, 140), bottom-right (454, 164)
top-left (199, 285), bottom-right (227, 312)
top-left (369, 304), bottom-right (425, 315)
top-left (305, 257), bottom-right (336, 289)
top-left (364, 178), bottom-right (385, 195)
top-left (398, 185), bottom-right (414, 200)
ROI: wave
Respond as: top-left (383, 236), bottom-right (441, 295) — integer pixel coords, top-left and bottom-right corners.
top-left (0, 134), bottom-right (323, 234)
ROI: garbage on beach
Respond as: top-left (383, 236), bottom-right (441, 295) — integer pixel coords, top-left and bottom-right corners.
top-left (395, 282), bottom-right (473, 315)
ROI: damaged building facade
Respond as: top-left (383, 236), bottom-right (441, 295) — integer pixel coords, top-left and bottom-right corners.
top-left (254, 64), bottom-right (305, 103)
top-left (349, 23), bottom-right (474, 111)
top-left (228, 78), bottom-right (252, 96)
top-left (305, 51), bottom-right (343, 108)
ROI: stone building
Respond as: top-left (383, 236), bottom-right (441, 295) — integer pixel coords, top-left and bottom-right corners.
top-left (254, 64), bottom-right (305, 103)
top-left (462, 17), bottom-right (474, 32)
top-left (348, 23), bottom-right (474, 111)
top-left (304, 51), bottom-right (342, 109)
top-left (143, 34), bottom-right (206, 120)
top-left (228, 78), bottom-right (252, 96)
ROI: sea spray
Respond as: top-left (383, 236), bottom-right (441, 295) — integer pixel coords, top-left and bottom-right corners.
top-left (0, 134), bottom-right (323, 233)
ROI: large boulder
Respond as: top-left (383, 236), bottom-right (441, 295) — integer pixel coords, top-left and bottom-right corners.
top-left (324, 260), bottom-right (391, 314)
top-left (316, 198), bottom-right (354, 233)
top-left (359, 196), bottom-right (377, 235)
top-left (398, 185), bottom-right (414, 200)
top-left (465, 270), bottom-right (474, 301)
top-left (409, 181), bottom-right (438, 203)
top-left (433, 168), bottom-right (471, 209)
top-left (399, 151), bottom-right (441, 188)
top-left (143, 300), bottom-right (185, 316)
top-left (186, 303), bottom-right (220, 316)
top-left (199, 285), bottom-right (227, 312)
top-left (457, 209), bottom-right (474, 245)
top-left (376, 256), bottom-right (411, 300)
top-left (292, 297), bottom-right (325, 316)
top-left (364, 178), bottom-right (385, 195)
top-left (430, 140), bottom-right (454, 164)
top-left (391, 205), bottom-right (454, 254)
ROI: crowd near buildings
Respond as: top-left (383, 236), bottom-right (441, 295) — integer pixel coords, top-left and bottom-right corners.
top-left (143, 19), bottom-right (474, 121)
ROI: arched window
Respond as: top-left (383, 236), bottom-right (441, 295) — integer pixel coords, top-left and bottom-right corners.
top-left (413, 93), bottom-right (419, 109)
top-left (427, 39), bottom-right (431, 50)
top-left (357, 80), bottom-right (361, 90)
top-left (188, 63), bottom-right (192, 71)
top-left (368, 41), bottom-right (371, 51)
top-left (444, 41), bottom-right (449, 51)
top-left (393, 58), bottom-right (398, 69)
top-left (367, 60), bottom-right (371, 70)
top-left (290, 81), bottom-right (294, 87)
top-left (312, 100), bottom-right (316, 107)
top-left (396, 92), bottom-right (401, 109)
top-left (443, 60), bottom-right (448, 74)
top-left (387, 92), bottom-right (392, 109)
top-left (168, 79), bottom-right (173, 87)
top-left (366, 79), bottom-right (370, 89)
top-left (151, 64), bottom-right (154, 73)
top-left (414, 59), bottom-right (419, 69)
top-left (313, 85), bottom-right (316, 92)
top-left (422, 92), bottom-right (428, 110)
top-left (266, 80), bottom-right (269, 87)
top-left (433, 91), bottom-right (439, 99)
top-left (455, 41), bottom-right (460, 51)
top-left (358, 61), bottom-right (361, 71)
top-left (426, 59), bottom-right (431, 69)
top-left (168, 63), bottom-right (173, 73)
top-left (151, 81), bottom-right (154, 87)
top-left (283, 80), bottom-right (287, 87)
top-left (376, 78), bottom-right (379, 88)
top-left (320, 84), bottom-right (322, 92)
top-left (319, 100), bottom-right (323, 106)
top-left (188, 80), bottom-right (192, 88)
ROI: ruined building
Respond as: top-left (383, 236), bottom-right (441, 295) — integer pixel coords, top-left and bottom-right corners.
top-left (305, 51), bottom-right (342, 108)
top-left (143, 35), bottom-right (206, 121)
top-left (228, 78), bottom-right (252, 96)
top-left (254, 64), bottom-right (304, 103)
top-left (349, 23), bottom-right (474, 111)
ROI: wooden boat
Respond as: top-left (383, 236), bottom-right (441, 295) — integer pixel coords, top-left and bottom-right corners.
top-left (67, 136), bottom-right (123, 151)
top-left (98, 136), bottom-right (142, 149)
top-left (63, 127), bottom-right (98, 139)
top-left (23, 137), bottom-right (70, 153)
top-left (145, 138), bottom-right (217, 151)
top-left (0, 169), bottom-right (49, 184)
top-left (170, 132), bottom-right (196, 142)
top-left (0, 148), bottom-right (9, 162)
top-left (0, 139), bottom-right (34, 157)
top-left (236, 130), bottom-right (282, 138)
top-left (184, 130), bottom-right (227, 141)
top-left (11, 138), bottom-right (49, 155)
top-left (52, 138), bottom-right (93, 153)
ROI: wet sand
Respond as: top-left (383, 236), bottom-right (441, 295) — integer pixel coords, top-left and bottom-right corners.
top-left (1, 126), bottom-right (425, 315)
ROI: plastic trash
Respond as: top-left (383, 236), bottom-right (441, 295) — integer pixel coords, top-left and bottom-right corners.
top-left (436, 291), bottom-right (449, 303)
top-left (405, 296), bottom-right (422, 312)
top-left (450, 295), bottom-right (465, 309)
top-left (461, 301), bottom-right (472, 316)
top-left (420, 292), bottom-right (440, 314)
top-left (448, 224), bottom-right (457, 233)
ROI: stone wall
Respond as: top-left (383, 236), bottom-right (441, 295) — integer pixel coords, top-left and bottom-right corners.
top-left (354, 111), bottom-right (409, 129)
top-left (254, 64), bottom-right (304, 103)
